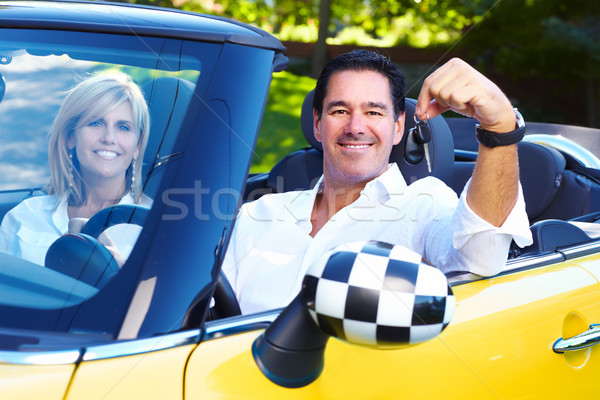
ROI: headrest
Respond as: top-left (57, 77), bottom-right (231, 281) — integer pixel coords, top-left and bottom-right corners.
top-left (141, 77), bottom-right (195, 196)
top-left (301, 90), bottom-right (321, 150)
top-left (300, 90), bottom-right (455, 184)
top-left (518, 141), bottom-right (566, 220)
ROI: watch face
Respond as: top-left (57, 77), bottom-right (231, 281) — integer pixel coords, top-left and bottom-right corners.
top-left (514, 108), bottom-right (525, 128)
top-left (476, 108), bottom-right (526, 148)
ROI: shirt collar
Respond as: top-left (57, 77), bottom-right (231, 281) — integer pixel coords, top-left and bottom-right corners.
top-left (300, 163), bottom-right (408, 218)
top-left (364, 163), bottom-right (407, 201)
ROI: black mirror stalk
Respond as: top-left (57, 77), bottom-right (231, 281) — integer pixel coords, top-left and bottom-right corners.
top-left (252, 294), bottom-right (329, 388)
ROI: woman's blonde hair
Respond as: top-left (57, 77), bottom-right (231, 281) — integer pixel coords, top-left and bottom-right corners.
top-left (47, 71), bottom-right (150, 205)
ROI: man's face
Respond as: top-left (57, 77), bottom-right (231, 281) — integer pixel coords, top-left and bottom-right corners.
top-left (314, 70), bottom-right (404, 188)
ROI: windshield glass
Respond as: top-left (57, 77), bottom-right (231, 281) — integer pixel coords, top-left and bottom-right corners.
top-left (0, 29), bottom-right (218, 311)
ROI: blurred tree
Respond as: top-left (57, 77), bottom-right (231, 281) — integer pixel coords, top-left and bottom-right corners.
top-left (126, 0), bottom-right (600, 127)
top-left (312, 0), bottom-right (331, 77)
top-left (156, 0), bottom-right (478, 48)
top-left (462, 0), bottom-right (600, 127)
top-left (305, 0), bottom-right (479, 75)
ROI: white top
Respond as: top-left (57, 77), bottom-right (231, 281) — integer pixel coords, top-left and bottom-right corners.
top-left (0, 193), bottom-right (152, 266)
top-left (222, 163), bottom-right (533, 314)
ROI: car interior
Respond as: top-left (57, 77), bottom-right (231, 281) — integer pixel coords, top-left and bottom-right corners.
top-left (1, 76), bottom-right (600, 279)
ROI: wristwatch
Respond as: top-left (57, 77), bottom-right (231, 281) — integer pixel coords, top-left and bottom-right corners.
top-left (476, 108), bottom-right (525, 148)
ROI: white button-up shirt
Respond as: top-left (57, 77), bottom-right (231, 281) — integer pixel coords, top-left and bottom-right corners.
top-left (223, 163), bottom-right (532, 314)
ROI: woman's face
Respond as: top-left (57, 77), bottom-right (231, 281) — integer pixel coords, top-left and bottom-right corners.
top-left (70, 100), bottom-right (140, 187)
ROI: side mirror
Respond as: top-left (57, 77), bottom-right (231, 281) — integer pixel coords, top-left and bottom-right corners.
top-left (252, 241), bottom-right (455, 388)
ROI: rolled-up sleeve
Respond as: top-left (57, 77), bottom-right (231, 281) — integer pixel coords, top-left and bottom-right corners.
top-left (429, 178), bottom-right (533, 276)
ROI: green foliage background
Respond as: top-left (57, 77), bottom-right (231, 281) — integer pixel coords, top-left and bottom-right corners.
top-left (153, 0), bottom-right (480, 48)
top-left (129, 0), bottom-right (600, 171)
top-left (252, 71), bottom-right (316, 173)
top-left (461, 0), bottom-right (600, 126)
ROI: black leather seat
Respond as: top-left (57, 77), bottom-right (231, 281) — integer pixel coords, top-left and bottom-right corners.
top-left (446, 117), bottom-right (600, 223)
top-left (450, 141), bottom-right (567, 223)
top-left (245, 90), bottom-right (455, 200)
top-left (141, 77), bottom-right (195, 198)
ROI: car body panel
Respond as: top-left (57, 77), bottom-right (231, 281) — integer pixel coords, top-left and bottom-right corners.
top-left (0, 1), bottom-right (285, 51)
top-left (185, 257), bottom-right (600, 399)
top-left (0, 364), bottom-right (74, 400)
top-left (578, 254), bottom-right (600, 283)
top-left (65, 344), bottom-right (196, 400)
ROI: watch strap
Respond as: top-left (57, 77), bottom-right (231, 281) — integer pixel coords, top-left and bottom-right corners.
top-left (476, 109), bottom-right (525, 148)
top-left (476, 125), bottom-right (525, 148)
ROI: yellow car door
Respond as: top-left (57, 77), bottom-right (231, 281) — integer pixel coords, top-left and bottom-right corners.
top-left (64, 332), bottom-right (199, 400)
top-left (185, 254), bottom-right (600, 399)
top-left (0, 362), bottom-right (75, 400)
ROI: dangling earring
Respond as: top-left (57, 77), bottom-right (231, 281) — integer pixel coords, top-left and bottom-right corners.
top-left (68, 148), bottom-right (75, 188)
top-left (130, 160), bottom-right (136, 199)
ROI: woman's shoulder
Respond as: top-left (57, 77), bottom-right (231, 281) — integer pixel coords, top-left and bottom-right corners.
top-left (0, 195), bottom-right (60, 233)
top-left (8, 194), bottom-right (60, 215)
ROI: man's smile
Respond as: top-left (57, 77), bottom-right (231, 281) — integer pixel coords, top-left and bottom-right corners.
top-left (339, 143), bottom-right (372, 149)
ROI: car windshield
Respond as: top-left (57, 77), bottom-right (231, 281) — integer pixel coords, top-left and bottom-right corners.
top-left (0, 29), bottom-right (218, 310)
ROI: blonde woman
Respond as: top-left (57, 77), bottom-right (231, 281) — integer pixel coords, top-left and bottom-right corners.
top-left (0, 72), bottom-right (151, 266)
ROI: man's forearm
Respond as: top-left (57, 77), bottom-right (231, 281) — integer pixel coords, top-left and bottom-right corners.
top-left (467, 143), bottom-right (520, 227)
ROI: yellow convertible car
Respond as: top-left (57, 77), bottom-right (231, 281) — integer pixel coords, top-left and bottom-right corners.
top-left (1, 1), bottom-right (600, 399)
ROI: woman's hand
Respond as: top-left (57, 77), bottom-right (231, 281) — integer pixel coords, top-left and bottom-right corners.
top-left (68, 217), bottom-right (125, 267)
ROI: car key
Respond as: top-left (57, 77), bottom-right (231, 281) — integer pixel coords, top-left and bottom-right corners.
top-left (407, 114), bottom-right (432, 173)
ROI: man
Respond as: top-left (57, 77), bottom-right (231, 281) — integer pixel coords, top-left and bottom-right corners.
top-left (223, 50), bottom-right (532, 314)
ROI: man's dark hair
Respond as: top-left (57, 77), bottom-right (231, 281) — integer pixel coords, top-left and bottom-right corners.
top-left (313, 50), bottom-right (406, 121)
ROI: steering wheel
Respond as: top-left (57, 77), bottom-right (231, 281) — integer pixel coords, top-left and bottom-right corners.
top-left (81, 204), bottom-right (150, 238)
top-left (183, 270), bottom-right (241, 325)
top-left (208, 271), bottom-right (241, 320)
top-left (45, 204), bottom-right (149, 289)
